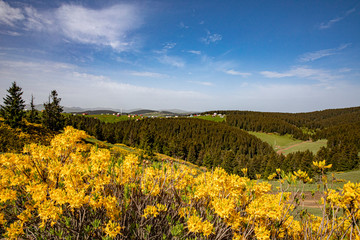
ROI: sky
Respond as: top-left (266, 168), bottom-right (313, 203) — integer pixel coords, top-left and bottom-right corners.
top-left (0, 0), bottom-right (359, 113)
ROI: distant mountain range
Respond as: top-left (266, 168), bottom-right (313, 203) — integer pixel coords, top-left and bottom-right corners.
top-left (26, 104), bottom-right (194, 115)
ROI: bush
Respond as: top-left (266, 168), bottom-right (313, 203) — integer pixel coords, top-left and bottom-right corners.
top-left (0, 127), bottom-right (359, 239)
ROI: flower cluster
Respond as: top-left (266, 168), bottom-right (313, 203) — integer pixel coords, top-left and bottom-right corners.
top-left (0, 127), bottom-right (359, 239)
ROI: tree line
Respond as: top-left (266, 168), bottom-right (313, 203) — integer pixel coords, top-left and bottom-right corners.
top-left (1, 82), bottom-right (359, 177)
top-left (0, 82), bottom-right (64, 152)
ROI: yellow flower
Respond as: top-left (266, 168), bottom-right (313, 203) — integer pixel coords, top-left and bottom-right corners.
top-left (0, 212), bottom-right (7, 225)
top-left (313, 160), bottom-right (332, 169)
top-left (254, 225), bottom-right (270, 240)
top-left (268, 173), bottom-right (277, 180)
top-left (6, 220), bottom-right (24, 239)
top-left (142, 205), bottom-right (159, 219)
top-left (104, 220), bottom-right (122, 238)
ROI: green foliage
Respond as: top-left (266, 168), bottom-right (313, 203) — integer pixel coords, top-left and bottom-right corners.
top-left (0, 120), bottom-right (52, 153)
top-left (42, 90), bottom-right (64, 131)
top-left (0, 81), bottom-right (25, 128)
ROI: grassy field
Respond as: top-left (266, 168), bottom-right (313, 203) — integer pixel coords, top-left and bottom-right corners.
top-left (84, 114), bottom-right (137, 123)
top-left (248, 131), bottom-right (302, 150)
top-left (194, 115), bottom-right (225, 122)
top-left (248, 131), bottom-right (327, 155)
top-left (281, 139), bottom-right (327, 155)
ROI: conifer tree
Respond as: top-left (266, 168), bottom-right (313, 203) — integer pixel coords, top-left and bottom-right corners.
top-left (27, 94), bottom-right (40, 123)
top-left (0, 81), bottom-right (25, 128)
top-left (42, 90), bottom-right (64, 131)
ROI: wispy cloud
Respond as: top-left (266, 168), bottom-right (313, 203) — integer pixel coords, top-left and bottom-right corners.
top-left (201, 30), bottom-right (222, 44)
top-left (179, 22), bottom-right (189, 29)
top-left (129, 71), bottom-right (168, 78)
top-left (260, 66), bottom-right (338, 82)
top-left (157, 55), bottom-right (185, 68)
top-left (224, 69), bottom-right (251, 77)
top-left (188, 81), bottom-right (214, 86)
top-left (319, 8), bottom-right (356, 29)
top-left (299, 43), bottom-right (351, 62)
top-left (188, 50), bottom-right (201, 55)
top-left (54, 4), bottom-right (142, 51)
top-left (0, 58), bottom-right (209, 110)
top-left (0, 0), bottom-right (24, 27)
top-left (0, 1), bottom-right (143, 51)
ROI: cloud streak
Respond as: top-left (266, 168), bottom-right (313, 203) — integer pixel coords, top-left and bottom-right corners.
top-left (188, 81), bottom-right (214, 86)
top-left (299, 43), bottom-right (351, 62)
top-left (0, 0), bottom-right (24, 26)
top-left (319, 8), bottom-right (356, 29)
top-left (129, 71), bottom-right (168, 78)
top-left (260, 66), bottom-right (338, 82)
top-left (0, 59), bottom-right (209, 110)
top-left (224, 69), bottom-right (251, 77)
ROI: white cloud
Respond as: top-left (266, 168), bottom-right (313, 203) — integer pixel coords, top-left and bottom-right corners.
top-left (319, 8), bottom-right (356, 29)
top-left (158, 55), bottom-right (185, 68)
top-left (188, 81), bottom-right (214, 86)
top-left (188, 50), bottom-right (201, 55)
top-left (299, 43), bottom-right (351, 62)
top-left (0, 0), bottom-right (24, 26)
top-left (0, 30), bottom-right (21, 36)
top-left (260, 66), bottom-right (338, 82)
top-left (224, 69), bottom-right (251, 77)
top-left (0, 2), bottom-right (143, 51)
top-left (129, 71), bottom-right (167, 78)
top-left (54, 4), bottom-right (142, 51)
top-left (201, 30), bottom-right (222, 44)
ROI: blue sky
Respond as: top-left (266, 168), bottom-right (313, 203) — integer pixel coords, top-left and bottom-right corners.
top-left (0, 0), bottom-right (359, 112)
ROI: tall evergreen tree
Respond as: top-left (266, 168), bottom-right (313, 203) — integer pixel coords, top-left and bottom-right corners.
top-left (27, 94), bottom-right (40, 123)
top-left (0, 81), bottom-right (25, 128)
top-left (42, 90), bottom-right (64, 131)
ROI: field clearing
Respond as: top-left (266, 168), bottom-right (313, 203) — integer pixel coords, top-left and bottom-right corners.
top-left (248, 131), bottom-right (327, 155)
top-left (84, 114), bottom-right (137, 123)
top-left (281, 139), bottom-right (327, 155)
top-left (248, 131), bottom-right (302, 150)
top-left (194, 115), bottom-right (225, 122)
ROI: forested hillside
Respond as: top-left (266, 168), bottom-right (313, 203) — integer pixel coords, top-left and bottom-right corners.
top-left (211, 107), bottom-right (360, 173)
top-left (64, 106), bottom-right (360, 177)
top-left (219, 106), bottom-right (360, 138)
top-left (65, 116), bottom-right (278, 177)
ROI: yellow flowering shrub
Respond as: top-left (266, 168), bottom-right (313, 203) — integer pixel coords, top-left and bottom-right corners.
top-left (0, 127), bottom-right (359, 239)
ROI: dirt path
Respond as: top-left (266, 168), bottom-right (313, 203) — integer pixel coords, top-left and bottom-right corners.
top-left (277, 140), bottom-right (312, 154)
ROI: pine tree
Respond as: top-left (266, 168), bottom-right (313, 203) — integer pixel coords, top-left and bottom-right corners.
top-left (42, 90), bottom-right (64, 131)
top-left (0, 82), bottom-right (25, 128)
top-left (27, 94), bottom-right (40, 123)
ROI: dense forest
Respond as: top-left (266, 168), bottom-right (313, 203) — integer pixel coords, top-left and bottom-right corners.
top-left (65, 116), bottom-right (279, 178)
top-left (63, 106), bottom-right (360, 178)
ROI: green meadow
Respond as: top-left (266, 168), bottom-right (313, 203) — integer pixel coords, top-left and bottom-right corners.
top-left (84, 114), bottom-right (136, 123)
top-left (194, 115), bottom-right (226, 122)
top-left (248, 131), bottom-right (327, 155)
top-left (248, 131), bottom-right (302, 150)
top-left (281, 139), bottom-right (327, 155)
